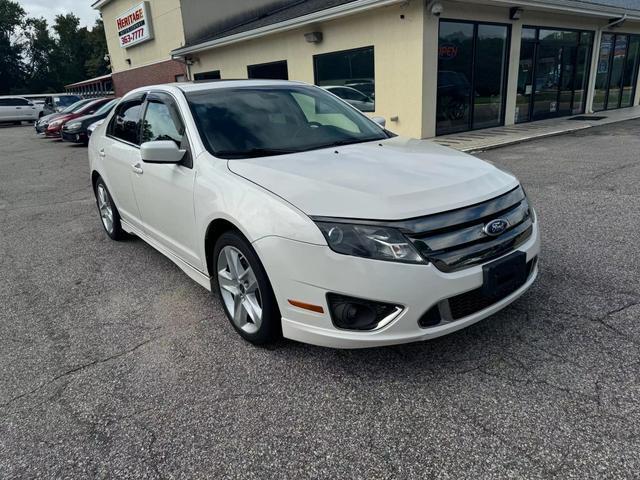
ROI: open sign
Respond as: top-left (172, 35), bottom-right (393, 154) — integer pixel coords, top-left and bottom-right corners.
top-left (439, 45), bottom-right (459, 59)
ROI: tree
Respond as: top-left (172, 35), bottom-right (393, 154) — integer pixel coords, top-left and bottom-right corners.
top-left (51, 13), bottom-right (87, 88)
top-left (85, 18), bottom-right (109, 79)
top-left (0, 0), bottom-right (25, 94)
top-left (22, 17), bottom-right (55, 93)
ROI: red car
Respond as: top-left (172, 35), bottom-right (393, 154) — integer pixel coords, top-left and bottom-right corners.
top-left (45, 98), bottom-right (113, 137)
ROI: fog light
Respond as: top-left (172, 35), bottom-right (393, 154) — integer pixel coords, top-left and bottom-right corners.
top-left (326, 293), bottom-right (402, 331)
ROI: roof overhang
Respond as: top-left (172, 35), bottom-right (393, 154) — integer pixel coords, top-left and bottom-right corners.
top-left (92, 0), bottom-right (113, 10)
top-left (65, 73), bottom-right (112, 88)
top-left (172, 0), bottom-right (404, 58)
top-left (172, 0), bottom-right (640, 58)
top-left (465, 0), bottom-right (640, 21)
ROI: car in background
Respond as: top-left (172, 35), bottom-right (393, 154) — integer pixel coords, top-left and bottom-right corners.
top-left (322, 86), bottom-right (375, 112)
top-left (35, 99), bottom-right (95, 134)
top-left (0, 96), bottom-right (39, 124)
top-left (23, 96), bottom-right (46, 117)
top-left (42, 94), bottom-right (82, 116)
top-left (45, 97), bottom-right (113, 138)
top-left (345, 81), bottom-right (375, 99)
top-left (87, 119), bottom-right (104, 139)
top-left (61, 98), bottom-right (119, 144)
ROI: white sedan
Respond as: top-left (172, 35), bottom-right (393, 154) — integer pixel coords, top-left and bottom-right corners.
top-left (0, 96), bottom-right (39, 124)
top-left (88, 80), bottom-right (539, 348)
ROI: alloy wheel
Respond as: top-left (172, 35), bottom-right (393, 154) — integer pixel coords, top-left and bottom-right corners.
top-left (97, 184), bottom-right (114, 234)
top-left (217, 246), bottom-right (263, 334)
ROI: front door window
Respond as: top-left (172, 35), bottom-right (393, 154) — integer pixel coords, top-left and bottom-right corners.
top-left (436, 20), bottom-right (510, 135)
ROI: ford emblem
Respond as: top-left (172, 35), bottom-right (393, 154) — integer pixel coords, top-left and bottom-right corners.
top-left (483, 218), bottom-right (509, 237)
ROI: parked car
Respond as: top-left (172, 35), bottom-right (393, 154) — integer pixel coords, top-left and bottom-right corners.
top-left (35, 99), bottom-right (95, 134)
top-left (87, 119), bottom-right (104, 139)
top-left (42, 94), bottom-right (82, 116)
top-left (61, 98), bottom-right (119, 144)
top-left (45, 97), bottom-right (113, 138)
top-left (322, 86), bottom-right (375, 112)
top-left (0, 96), bottom-right (39, 124)
top-left (23, 96), bottom-right (46, 117)
top-left (88, 80), bottom-right (540, 348)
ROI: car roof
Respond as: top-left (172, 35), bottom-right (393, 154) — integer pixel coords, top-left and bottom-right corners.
top-left (123, 79), bottom-right (310, 99)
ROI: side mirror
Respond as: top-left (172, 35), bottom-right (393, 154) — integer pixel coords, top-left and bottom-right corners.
top-left (140, 140), bottom-right (186, 164)
top-left (371, 116), bottom-right (386, 128)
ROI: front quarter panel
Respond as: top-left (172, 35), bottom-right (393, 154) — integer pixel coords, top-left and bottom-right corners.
top-left (194, 153), bottom-right (326, 268)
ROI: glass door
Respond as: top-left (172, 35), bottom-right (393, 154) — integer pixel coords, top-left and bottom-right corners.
top-left (436, 20), bottom-right (510, 135)
top-left (594, 33), bottom-right (640, 111)
top-left (516, 28), bottom-right (593, 123)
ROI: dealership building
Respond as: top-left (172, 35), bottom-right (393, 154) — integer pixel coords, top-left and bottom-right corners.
top-left (95, 0), bottom-right (640, 139)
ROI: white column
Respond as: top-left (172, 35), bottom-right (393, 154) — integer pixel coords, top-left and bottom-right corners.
top-left (504, 22), bottom-right (522, 126)
top-left (421, 11), bottom-right (439, 138)
top-left (585, 27), bottom-right (603, 114)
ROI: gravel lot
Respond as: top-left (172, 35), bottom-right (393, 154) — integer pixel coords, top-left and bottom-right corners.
top-left (1, 121), bottom-right (639, 479)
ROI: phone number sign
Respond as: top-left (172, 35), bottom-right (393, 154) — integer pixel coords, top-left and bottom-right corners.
top-left (117, 2), bottom-right (153, 48)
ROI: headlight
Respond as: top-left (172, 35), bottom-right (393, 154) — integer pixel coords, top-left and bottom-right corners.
top-left (315, 221), bottom-right (425, 264)
top-left (65, 122), bottom-right (82, 131)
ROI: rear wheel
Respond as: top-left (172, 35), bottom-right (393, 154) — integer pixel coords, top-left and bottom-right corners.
top-left (94, 177), bottom-right (125, 241)
top-left (213, 231), bottom-right (281, 345)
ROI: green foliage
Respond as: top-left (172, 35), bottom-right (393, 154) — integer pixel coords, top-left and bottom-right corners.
top-left (0, 0), bottom-right (109, 94)
top-left (0, 0), bottom-right (25, 94)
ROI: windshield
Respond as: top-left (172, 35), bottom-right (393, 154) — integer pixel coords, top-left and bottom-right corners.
top-left (186, 85), bottom-right (388, 159)
top-left (61, 99), bottom-right (92, 113)
top-left (56, 95), bottom-right (81, 107)
top-left (94, 98), bottom-right (118, 116)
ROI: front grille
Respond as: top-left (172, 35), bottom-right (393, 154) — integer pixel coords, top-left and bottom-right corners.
top-left (418, 257), bottom-right (537, 328)
top-left (407, 186), bottom-right (533, 272)
top-left (449, 257), bottom-right (536, 319)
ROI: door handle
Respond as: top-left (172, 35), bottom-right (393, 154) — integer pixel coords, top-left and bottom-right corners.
top-left (99, 149), bottom-right (105, 158)
top-left (132, 163), bottom-right (144, 174)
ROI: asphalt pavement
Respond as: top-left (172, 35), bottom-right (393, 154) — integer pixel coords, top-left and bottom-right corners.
top-left (1, 121), bottom-right (639, 479)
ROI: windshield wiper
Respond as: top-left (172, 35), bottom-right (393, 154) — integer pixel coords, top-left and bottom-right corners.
top-left (215, 147), bottom-right (299, 159)
top-left (312, 136), bottom-right (385, 150)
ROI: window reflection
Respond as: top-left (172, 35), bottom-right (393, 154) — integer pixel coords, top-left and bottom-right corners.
top-left (516, 27), bottom-right (593, 122)
top-left (314, 47), bottom-right (375, 112)
top-left (436, 21), bottom-right (508, 135)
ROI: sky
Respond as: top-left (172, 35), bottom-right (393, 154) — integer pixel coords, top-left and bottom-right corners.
top-left (18, 0), bottom-right (100, 29)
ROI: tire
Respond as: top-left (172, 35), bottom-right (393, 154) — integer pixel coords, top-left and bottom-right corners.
top-left (94, 177), bottom-right (125, 241)
top-left (213, 231), bottom-right (281, 345)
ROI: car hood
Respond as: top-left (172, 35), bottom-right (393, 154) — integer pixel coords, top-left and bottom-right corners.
top-left (227, 136), bottom-right (519, 219)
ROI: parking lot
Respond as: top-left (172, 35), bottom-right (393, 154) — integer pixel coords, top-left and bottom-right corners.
top-left (1, 121), bottom-right (639, 478)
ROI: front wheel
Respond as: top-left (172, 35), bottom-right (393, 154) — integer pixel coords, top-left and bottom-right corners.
top-left (94, 177), bottom-right (125, 240)
top-left (213, 231), bottom-right (281, 345)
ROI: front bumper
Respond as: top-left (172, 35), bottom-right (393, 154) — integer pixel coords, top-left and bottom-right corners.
top-left (253, 222), bottom-right (540, 348)
top-left (45, 128), bottom-right (62, 138)
top-left (61, 130), bottom-right (86, 143)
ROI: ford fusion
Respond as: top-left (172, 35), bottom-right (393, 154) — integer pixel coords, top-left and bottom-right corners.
top-left (88, 80), bottom-right (539, 348)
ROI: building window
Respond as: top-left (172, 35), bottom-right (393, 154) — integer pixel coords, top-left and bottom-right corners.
top-left (516, 27), bottom-right (594, 123)
top-left (193, 70), bottom-right (221, 81)
top-left (247, 61), bottom-right (288, 80)
top-left (593, 33), bottom-right (640, 111)
top-left (313, 46), bottom-right (375, 112)
top-left (436, 21), bottom-right (510, 135)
